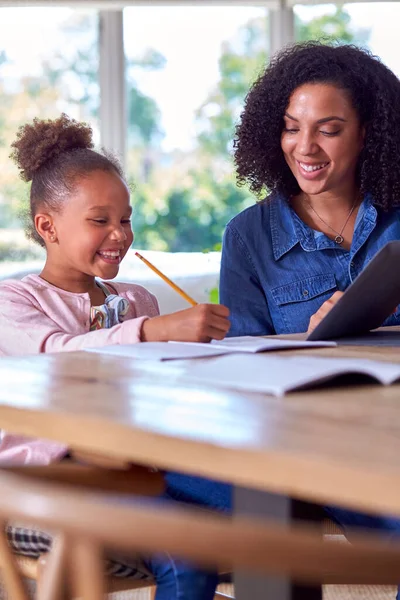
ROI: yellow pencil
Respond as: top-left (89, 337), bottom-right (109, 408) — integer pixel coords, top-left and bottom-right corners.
top-left (135, 252), bottom-right (198, 307)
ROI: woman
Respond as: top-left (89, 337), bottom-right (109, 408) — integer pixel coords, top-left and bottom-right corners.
top-left (217, 41), bottom-right (400, 597)
top-left (220, 41), bottom-right (400, 336)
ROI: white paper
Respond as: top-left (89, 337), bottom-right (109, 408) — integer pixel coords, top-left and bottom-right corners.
top-left (183, 354), bottom-right (400, 396)
top-left (85, 342), bottom-right (228, 361)
top-left (171, 336), bottom-right (337, 353)
top-left (86, 336), bottom-right (336, 361)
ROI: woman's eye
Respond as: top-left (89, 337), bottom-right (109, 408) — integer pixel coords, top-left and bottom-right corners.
top-left (321, 130), bottom-right (340, 137)
top-left (283, 128), bottom-right (298, 134)
top-left (122, 219), bottom-right (132, 224)
top-left (92, 219), bottom-right (107, 224)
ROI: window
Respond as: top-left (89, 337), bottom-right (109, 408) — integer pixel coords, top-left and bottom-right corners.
top-left (123, 5), bottom-right (269, 253)
top-left (295, 1), bottom-right (400, 79)
top-left (0, 6), bottom-right (99, 265)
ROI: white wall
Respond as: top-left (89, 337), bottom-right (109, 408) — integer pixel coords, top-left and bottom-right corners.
top-left (0, 249), bottom-right (221, 314)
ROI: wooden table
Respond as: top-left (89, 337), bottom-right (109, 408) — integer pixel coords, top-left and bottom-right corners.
top-left (1, 342), bottom-right (400, 599)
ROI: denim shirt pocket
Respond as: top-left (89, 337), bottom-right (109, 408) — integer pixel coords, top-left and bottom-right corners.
top-left (270, 274), bottom-right (337, 333)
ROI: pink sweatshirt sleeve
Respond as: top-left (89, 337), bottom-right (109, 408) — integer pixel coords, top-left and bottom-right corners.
top-left (0, 291), bottom-right (153, 356)
top-left (0, 281), bottom-right (160, 465)
top-left (0, 433), bottom-right (68, 465)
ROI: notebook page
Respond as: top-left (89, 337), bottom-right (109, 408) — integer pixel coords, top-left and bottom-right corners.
top-left (170, 336), bottom-right (337, 353)
top-left (86, 342), bottom-right (227, 360)
top-left (183, 354), bottom-right (400, 396)
top-left (319, 357), bottom-right (400, 385)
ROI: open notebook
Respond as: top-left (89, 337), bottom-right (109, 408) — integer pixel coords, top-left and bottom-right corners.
top-left (182, 354), bottom-right (400, 396)
top-left (86, 336), bottom-right (336, 361)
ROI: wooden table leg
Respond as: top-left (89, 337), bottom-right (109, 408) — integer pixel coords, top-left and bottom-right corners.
top-left (233, 488), bottom-right (323, 600)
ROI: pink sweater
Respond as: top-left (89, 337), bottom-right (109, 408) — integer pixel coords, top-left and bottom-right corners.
top-left (0, 274), bottom-right (159, 464)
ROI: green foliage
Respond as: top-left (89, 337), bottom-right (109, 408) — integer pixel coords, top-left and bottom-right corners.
top-left (132, 167), bottom-right (252, 251)
top-left (42, 13), bottom-right (100, 117)
top-left (196, 15), bottom-right (268, 156)
top-left (296, 6), bottom-right (369, 45)
top-left (0, 7), bottom-right (370, 259)
top-left (128, 87), bottom-right (163, 146)
top-left (196, 7), bottom-right (369, 162)
top-left (208, 287), bottom-right (219, 304)
top-left (127, 49), bottom-right (166, 146)
top-left (0, 241), bottom-right (43, 262)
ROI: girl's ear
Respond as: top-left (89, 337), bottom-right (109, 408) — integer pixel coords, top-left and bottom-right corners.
top-left (35, 213), bottom-right (58, 244)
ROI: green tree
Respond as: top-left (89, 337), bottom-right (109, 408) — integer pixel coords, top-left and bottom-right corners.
top-left (0, 11), bottom-right (166, 231)
top-left (196, 7), bottom-right (370, 160)
top-left (296, 6), bottom-right (369, 44)
top-left (42, 13), bottom-right (165, 146)
top-left (127, 49), bottom-right (166, 146)
top-left (138, 6), bottom-right (370, 253)
top-left (196, 15), bottom-right (267, 158)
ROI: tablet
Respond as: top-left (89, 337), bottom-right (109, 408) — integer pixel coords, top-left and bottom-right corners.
top-left (307, 240), bottom-right (400, 341)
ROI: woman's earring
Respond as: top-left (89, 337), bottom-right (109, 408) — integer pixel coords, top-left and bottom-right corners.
top-left (50, 235), bottom-right (56, 242)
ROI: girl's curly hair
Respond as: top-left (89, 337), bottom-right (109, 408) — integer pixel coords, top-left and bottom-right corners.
top-left (10, 114), bottom-right (125, 246)
top-left (234, 41), bottom-right (400, 210)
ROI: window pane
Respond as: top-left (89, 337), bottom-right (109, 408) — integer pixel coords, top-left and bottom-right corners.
top-left (295, 1), bottom-right (400, 78)
top-left (124, 6), bottom-right (268, 254)
top-left (0, 7), bottom-right (99, 267)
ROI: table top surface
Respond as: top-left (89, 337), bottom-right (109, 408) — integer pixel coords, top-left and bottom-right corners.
top-left (1, 337), bottom-right (400, 516)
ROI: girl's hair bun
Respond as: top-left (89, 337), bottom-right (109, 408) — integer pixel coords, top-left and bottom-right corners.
top-left (10, 113), bottom-right (94, 182)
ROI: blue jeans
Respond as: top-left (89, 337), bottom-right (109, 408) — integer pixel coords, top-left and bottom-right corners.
top-left (165, 471), bottom-right (400, 599)
top-left (106, 491), bottom-right (219, 600)
top-left (143, 553), bottom-right (218, 600)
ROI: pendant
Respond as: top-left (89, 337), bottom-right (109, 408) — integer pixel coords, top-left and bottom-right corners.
top-left (334, 234), bottom-right (344, 244)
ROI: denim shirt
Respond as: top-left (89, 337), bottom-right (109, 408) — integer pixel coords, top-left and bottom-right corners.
top-left (220, 195), bottom-right (400, 336)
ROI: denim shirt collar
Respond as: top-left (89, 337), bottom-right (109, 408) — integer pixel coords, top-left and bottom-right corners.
top-left (270, 193), bottom-right (377, 261)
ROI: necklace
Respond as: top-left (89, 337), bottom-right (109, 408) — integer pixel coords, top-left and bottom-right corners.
top-left (304, 198), bottom-right (357, 245)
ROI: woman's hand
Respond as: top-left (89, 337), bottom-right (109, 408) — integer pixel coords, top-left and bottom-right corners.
top-left (307, 291), bottom-right (344, 334)
top-left (142, 303), bottom-right (231, 343)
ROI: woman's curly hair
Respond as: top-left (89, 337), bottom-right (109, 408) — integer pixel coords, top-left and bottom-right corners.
top-left (10, 114), bottom-right (125, 246)
top-left (234, 41), bottom-right (400, 210)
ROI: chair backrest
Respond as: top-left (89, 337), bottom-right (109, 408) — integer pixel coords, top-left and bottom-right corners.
top-left (0, 468), bottom-right (400, 600)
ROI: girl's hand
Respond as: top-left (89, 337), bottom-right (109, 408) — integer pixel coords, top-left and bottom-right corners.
top-left (307, 291), bottom-right (344, 334)
top-left (142, 303), bottom-right (231, 343)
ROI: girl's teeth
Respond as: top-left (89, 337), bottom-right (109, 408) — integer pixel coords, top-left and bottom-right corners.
top-left (100, 252), bottom-right (120, 258)
top-left (300, 162), bottom-right (328, 172)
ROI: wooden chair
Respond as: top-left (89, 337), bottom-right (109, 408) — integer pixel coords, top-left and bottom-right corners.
top-left (0, 467), bottom-right (400, 600)
top-left (0, 464), bottom-right (230, 599)
top-left (0, 554), bottom-right (233, 599)
top-left (0, 553), bottom-right (156, 598)
top-left (0, 463), bottom-right (162, 600)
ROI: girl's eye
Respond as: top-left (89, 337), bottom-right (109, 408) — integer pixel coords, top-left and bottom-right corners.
top-left (122, 219), bottom-right (132, 224)
top-left (92, 219), bottom-right (107, 224)
top-left (283, 128), bottom-right (298, 134)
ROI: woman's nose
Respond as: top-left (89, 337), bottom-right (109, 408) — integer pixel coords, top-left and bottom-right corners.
top-left (297, 131), bottom-right (318, 155)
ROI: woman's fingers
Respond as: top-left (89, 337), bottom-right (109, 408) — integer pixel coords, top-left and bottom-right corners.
top-left (308, 291), bottom-right (344, 333)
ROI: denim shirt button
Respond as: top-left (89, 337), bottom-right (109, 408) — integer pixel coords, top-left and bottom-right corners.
top-left (350, 261), bottom-right (354, 267)
top-left (303, 290), bottom-right (309, 296)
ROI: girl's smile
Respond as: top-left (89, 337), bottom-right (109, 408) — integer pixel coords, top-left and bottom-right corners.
top-left (38, 169), bottom-right (134, 293)
top-left (96, 248), bottom-right (124, 264)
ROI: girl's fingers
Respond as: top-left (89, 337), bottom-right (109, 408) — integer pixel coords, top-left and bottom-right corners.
top-left (206, 326), bottom-right (229, 341)
top-left (210, 304), bottom-right (230, 318)
top-left (208, 314), bottom-right (231, 333)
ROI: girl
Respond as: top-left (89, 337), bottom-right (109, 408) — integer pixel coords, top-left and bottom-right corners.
top-left (0, 114), bottom-right (231, 600)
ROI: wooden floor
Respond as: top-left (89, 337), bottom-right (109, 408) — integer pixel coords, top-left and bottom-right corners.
top-left (324, 586), bottom-right (397, 600)
top-left (108, 584), bottom-right (397, 599)
top-left (0, 579), bottom-right (396, 599)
